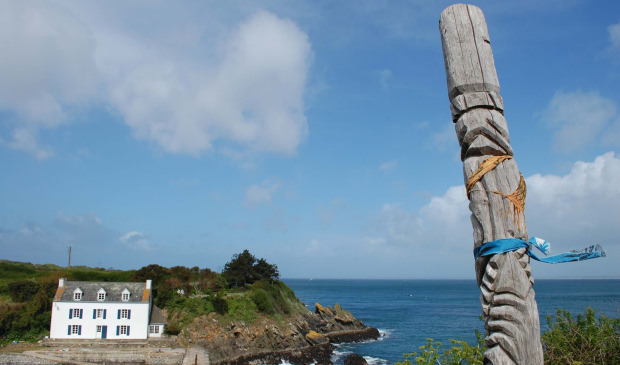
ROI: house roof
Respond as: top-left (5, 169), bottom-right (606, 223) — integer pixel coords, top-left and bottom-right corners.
top-left (54, 280), bottom-right (149, 303)
top-left (149, 305), bottom-right (168, 324)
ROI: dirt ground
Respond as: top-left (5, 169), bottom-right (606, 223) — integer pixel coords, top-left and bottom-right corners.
top-left (0, 342), bottom-right (45, 353)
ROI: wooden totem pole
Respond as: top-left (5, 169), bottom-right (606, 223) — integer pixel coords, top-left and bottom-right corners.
top-left (439, 5), bottom-right (544, 364)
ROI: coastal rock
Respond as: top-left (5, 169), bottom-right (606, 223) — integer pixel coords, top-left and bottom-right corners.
top-left (178, 302), bottom-right (378, 365)
top-left (344, 353), bottom-right (368, 365)
top-left (305, 330), bottom-right (329, 345)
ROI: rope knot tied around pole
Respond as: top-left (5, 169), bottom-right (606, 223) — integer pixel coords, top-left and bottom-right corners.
top-left (474, 237), bottom-right (606, 264)
top-left (466, 155), bottom-right (526, 229)
top-left (467, 156), bottom-right (606, 264)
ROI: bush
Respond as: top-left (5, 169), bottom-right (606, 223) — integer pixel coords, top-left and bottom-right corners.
top-left (396, 331), bottom-right (484, 365)
top-left (250, 288), bottom-right (274, 314)
top-left (542, 307), bottom-right (620, 365)
top-left (226, 295), bottom-right (257, 322)
top-left (212, 293), bottom-right (228, 314)
top-left (8, 281), bottom-right (40, 302)
top-left (398, 308), bottom-right (619, 365)
top-left (250, 280), bottom-right (294, 314)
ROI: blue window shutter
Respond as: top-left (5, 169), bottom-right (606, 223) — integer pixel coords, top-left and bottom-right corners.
top-left (69, 310), bottom-right (72, 319)
top-left (80, 309), bottom-right (83, 319)
top-left (68, 325), bottom-right (71, 335)
top-left (103, 309), bottom-right (107, 319)
top-left (78, 325), bottom-right (81, 335)
top-left (116, 326), bottom-right (119, 336)
top-left (128, 309), bottom-right (131, 319)
top-left (93, 309), bottom-right (96, 319)
top-left (117, 310), bottom-right (120, 319)
top-left (127, 326), bottom-right (130, 336)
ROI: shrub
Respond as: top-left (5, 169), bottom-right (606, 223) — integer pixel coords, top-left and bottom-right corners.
top-left (542, 307), bottom-right (620, 365)
top-left (250, 288), bottom-right (274, 314)
top-left (226, 295), bottom-right (257, 322)
top-left (8, 281), bottom-right (40, 302)
top-left (212, 293), bottom-right (228, 314)
top-left (396, 331), bottom-right (484, 365)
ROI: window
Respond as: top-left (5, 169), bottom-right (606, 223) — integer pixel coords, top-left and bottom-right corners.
top-left (73, 291), bottom-right (82, 301)
top-left (97, 289), bottom-right (106, 301)
top-left (149, 325), bottom-right (159, 334)
top-left (70, 308), bottom-right (82, 319)
top-left (96, 325), bottom-right (102, 333)
top-left (93, 309), bottom-right (106, 319)
top-left (120, 309), bottom-right (129, 319)
top-left (69, 325), bottom-right (81, 335)
top-left (119, 325), bottom-right (129, 335)
top-left (121, 288), bottom-right (131, 301)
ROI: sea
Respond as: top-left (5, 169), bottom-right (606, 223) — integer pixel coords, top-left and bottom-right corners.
top-left (283, 279), bottom-right (620, 365)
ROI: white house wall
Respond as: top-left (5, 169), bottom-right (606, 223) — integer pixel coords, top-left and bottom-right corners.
top-left (50, 301), bottom-right (150, 339)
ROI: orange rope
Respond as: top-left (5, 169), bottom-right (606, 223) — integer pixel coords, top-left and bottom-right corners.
top-left (493, 173), bottom-right (526, 228)
top-left (465, 155), bottom-right (512, 199)
top-left (466, 155), bottom-right (526, 229)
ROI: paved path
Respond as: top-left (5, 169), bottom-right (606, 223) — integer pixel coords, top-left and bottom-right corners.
top-left (23, 350), bottom-right (91, 364)
top-left (182, 346), bottom-right (210, 365)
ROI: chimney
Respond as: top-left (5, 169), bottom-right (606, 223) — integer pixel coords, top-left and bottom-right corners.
top-left (146, 280), bottom-right (152, 290)
top-left (59, 278), bottom-right (65, 288)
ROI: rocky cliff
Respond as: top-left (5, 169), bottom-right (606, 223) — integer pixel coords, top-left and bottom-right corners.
top-left (177, 302), bottom-right (379, 365)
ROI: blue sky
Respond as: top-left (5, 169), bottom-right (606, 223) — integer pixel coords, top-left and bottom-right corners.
top-left (1, 0), bottom-right (619, 279)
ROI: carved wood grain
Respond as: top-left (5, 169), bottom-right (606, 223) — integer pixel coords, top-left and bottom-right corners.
top-left (440, 4), bottom-right (543, 364)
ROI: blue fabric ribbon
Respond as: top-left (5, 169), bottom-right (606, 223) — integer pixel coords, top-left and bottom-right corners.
top-left (473, 237), bottom-right (606, 264)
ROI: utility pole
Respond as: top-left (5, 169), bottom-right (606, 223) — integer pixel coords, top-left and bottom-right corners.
top-left (68, 246), bottom-right (72, 268)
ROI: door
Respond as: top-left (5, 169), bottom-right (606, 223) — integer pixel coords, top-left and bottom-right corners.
top-left (101, 325), bottom-right (107, 339)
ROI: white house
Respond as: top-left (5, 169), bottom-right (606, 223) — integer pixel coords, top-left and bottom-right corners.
top-left (50, 278), bottom-right (166, 339)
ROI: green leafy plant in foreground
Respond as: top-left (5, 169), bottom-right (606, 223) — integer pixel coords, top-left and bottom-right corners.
top-left (542, 307), bottom-right (620, 365)
top-left (396, 330), bottom-right (484, 365)
top-left (397, 308), bottom-right (620, 365)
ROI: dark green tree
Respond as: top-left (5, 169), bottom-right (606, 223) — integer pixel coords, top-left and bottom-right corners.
top-left (254, 258), bottom-right (279, 283)
top-left (223, 250), bottom-right (279, 286)
top-left (223, 250), bottom-right (256, 286)
top-left (131, 264), bottom-right (171, 307)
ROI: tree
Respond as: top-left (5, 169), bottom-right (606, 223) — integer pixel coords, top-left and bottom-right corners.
top-left (223, 250), bottom-right (279, 286)
top-left (223, 250), bottom-right (256, 286)
top-left (131, 264), bottom-right (171, 307)
top-left (254, 258), bottom-right (279, 283)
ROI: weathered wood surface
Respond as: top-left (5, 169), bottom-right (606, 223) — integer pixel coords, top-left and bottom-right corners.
top-left (439, 5), bottom-right (543, 365)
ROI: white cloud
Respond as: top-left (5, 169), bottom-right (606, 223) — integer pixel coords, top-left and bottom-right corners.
top-left (368, 152), bottom-right (620, 277)
top-left (1, 3), bottom-right (312, 160)
top-left (0, 0), bottom-right (98, 158)
top-left (4, 127), bottom-right (54, 160)
top-left (379, 160), bottom-right (398, 173)
top-left (542, 90), bottom-right (617, 152)
top-left (526, 152), bottom-right (620, 241)
top-left (119, 231), bottom-right (152, 250)
top-left (244, 180), bottom-right (281, 206)
top-left (105, 10), bottom-right (311, 157)
top-left (370, 192), bottom-right (471, 248)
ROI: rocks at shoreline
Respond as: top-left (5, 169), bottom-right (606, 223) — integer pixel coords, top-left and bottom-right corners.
top-left (178, 302), bottom-right (379, 365)
top-left (343, 353), bottom-right (368, 365)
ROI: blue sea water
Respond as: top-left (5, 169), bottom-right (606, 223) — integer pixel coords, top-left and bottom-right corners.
top-left (283, 279), bottom-right (620, 365)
